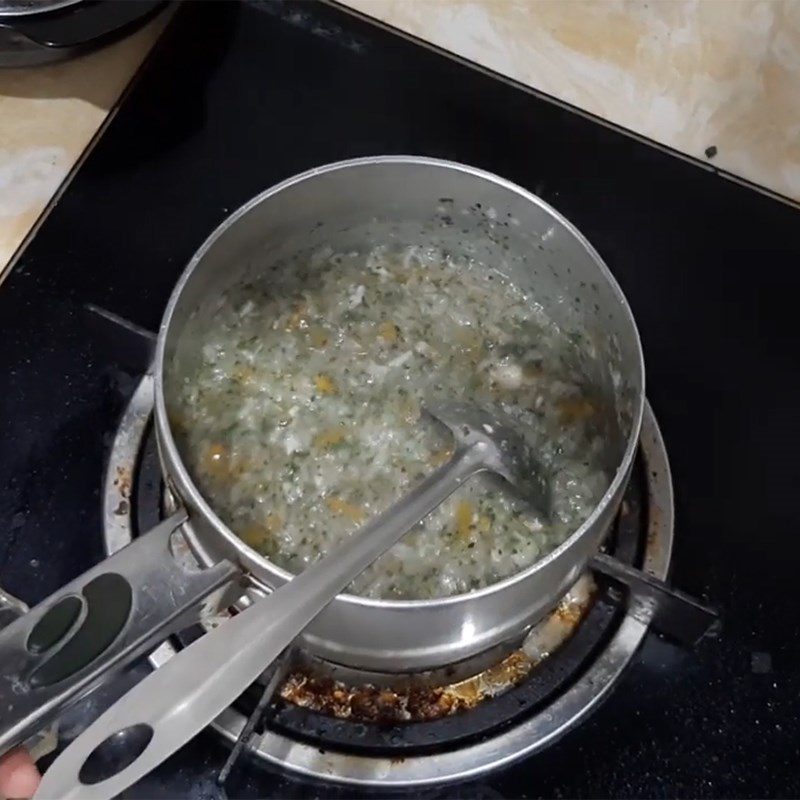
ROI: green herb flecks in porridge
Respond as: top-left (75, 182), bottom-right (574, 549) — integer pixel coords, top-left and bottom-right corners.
top-left (169, 243), bottom-right (609, 600)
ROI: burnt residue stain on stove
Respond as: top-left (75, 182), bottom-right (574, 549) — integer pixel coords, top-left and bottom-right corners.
top-left (278, 590), bottom-right (592, 724)
top-left (280, 650), bottom-right (534, 724)
top-left (112, 465), bottom-right (133, 517)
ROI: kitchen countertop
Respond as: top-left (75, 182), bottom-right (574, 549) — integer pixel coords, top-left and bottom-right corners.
top-left (0, 11), bottom-right (169, 275)
top-left (1, 0), bottom-right (798, 278)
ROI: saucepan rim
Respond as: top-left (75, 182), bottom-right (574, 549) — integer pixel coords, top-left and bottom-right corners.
top-left (153, 155), bottom-right (645, 610)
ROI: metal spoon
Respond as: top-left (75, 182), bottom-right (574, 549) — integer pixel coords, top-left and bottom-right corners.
top-left (35, 402), bottom-right (549, 800)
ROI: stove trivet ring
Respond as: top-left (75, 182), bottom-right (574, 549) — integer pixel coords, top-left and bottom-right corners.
top-left (104, 376), bottom-right (674, 787)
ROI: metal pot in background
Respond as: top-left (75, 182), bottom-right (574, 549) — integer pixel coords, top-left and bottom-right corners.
top-left (0, 157), bottom-right (644, 755)
top-left (0, 0), bottom-right (165, 67)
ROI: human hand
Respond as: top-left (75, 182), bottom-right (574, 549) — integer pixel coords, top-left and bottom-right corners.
top-left (0, 749), bottom-right (40, 800)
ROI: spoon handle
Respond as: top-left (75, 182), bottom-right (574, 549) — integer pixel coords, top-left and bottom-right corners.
top-left (35, 446), bottom-right (484, 800)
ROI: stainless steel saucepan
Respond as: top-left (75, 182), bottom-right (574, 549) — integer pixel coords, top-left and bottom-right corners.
top-left (0, 156), bottom-right (644, 756)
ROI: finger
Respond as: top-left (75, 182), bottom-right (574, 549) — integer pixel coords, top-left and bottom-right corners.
top-left (0, 749), bottom-right (41, 800)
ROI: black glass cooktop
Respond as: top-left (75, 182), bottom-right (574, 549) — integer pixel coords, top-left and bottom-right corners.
top-left (1, 1), bottom-right (799, 797)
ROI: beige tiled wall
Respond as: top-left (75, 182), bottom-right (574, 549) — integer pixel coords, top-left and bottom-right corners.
top-left (344, 0), bottom-right (800, 202)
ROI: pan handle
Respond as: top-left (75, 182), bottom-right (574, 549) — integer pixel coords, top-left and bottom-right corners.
top-left (0, 510), bottom-right (240, 756)
top-left (33, 444), bottom-right (488, 800)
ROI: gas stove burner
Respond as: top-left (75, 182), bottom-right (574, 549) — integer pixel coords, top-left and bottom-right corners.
top-left (103, 374), bottom-right (675, 787)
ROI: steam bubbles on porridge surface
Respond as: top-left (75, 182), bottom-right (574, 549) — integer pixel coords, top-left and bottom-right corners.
top-left (168, 235), bottom-right (609, 600)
